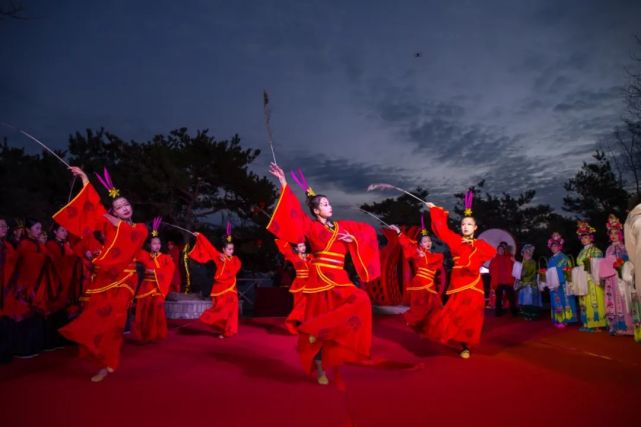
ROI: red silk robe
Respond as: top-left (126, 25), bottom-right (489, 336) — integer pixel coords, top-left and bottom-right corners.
top-left (53, 183), bottom-right (148, 370)
top-left (70, 232), bottom-right (103, 309)
top-left (398, 234), bottom-right (444, 336)
top-left (428, 207), bottom-right (496, 346)
top-left (189, 233), bottom-right (242, 337)
top-left (3, 238), bottom-right (57, 320)
top-left (168, 244), bottom-right (182, 293)
top-left (46, 239), bottom-right (83, 313)
top-left (1, 240), bottom-right (17, 316)
top-left (132, 251), bottom-right (175, 343)
top-left (267, 184), bottom-right (380, 374)
top-left (275, 239), bottom-right (312, 334)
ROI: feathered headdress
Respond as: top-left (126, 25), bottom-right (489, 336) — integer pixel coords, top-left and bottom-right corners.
top-left (290, 169), bottom-right (316, 198)
top-left (547, 232), bottom-right (564, 249)
top-left (420, 214), bottom-right (428, 236)
top-left (151, 216), bottom-right (162, 238)
top-left (606, 214), bottom-right (622, 232)
top-left (225, 221), bottom-right (233, 243)
top-left (463, 190), bottom-right (474, 217)
top-left (95, 167), bottom-right (120, 199)
top-left (576, 220), bottom-right (596, 236)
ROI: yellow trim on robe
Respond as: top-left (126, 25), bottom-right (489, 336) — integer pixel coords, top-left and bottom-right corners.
top-left (85, 270), bottom-right (136, 295)
top-left (266, 183), bottom-right (288, 230)
top-left (452, 246), bottom-right (478, 270)
top-left (210, 280), bottom-right (237, 297)
top-left (52, 182), bottom-right (90, 219)
top-left (350, 234), bottom-right (370, 283)
top-left (94, 221), bottom-right (123, 262)
top-left (445, 276), bottom-right (483, 295)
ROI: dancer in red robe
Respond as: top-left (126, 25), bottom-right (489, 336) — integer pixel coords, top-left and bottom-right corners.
top-left (274, 239), bottom-right (311, 334)
top-left (45, 224), bottom-right (83, 347)
top-left (267, 163), bottom-right (380, 385)
top-left (389, 215), bottom-right (444, 337)
top-left (426, 192), bottom-right (496, 359)
top-left (3, 218), bottom-right (53, 357)
top-left (53, 166), bottom-right (148, 381)
top-left (188, 223), bottom-right (241, 338)
top-left (1, 218), bottom-right (18, 363)
top-left (132, 218), bottom-right (175, 343)
top-left (167, 240), bottom-right (183, 293)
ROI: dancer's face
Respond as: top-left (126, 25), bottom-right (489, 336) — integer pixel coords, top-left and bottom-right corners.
top-left (419, 236), bottom-right (432, 251)
top-left (550, 243), bottom-right (561, 254)
top-left (112, 197), bottom-right (133, 220)
top-left (313, 197), bottom-right (333, 219)
top-left (27, 222), bottom-right (42, 240)
top-left (460, 217), bottom-right (477, 238)
top-left (580, 234), bottom-right (592, 246)
top-left (223, 243), bottom-right (234, 257)
top-left (523, 249), bottom-right (533, 260)
top-left (609, 229), bottom-right (620, 243)
top-left (54, 226), bottom-right (68, 242)
top-left (296, 242), bottom-right (307, 254)
top-left (150, 237), bottom-right (161, 253)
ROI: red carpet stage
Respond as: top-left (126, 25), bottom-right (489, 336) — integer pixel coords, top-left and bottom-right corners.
top-left (1, 313), bottom-right (640, 427)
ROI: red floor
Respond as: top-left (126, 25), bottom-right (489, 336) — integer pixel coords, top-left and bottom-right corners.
top-left (1, 313), bottom-right (640, 427)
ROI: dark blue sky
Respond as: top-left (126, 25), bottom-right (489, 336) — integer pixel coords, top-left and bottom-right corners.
top-left (2, 0), bottom-right (641, 216)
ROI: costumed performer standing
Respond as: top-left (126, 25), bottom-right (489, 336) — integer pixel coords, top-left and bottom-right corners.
top-left (132, 217), bottom-right (175, 343)
top-left (575, 221), bottom-right (605, 332)
top-left (546, 232), bottom-right (578, 328)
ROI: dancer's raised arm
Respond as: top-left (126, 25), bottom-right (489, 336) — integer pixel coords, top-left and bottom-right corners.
top-left (68, 166), bottom-right (89, 186)
top-left (269, 162), bottom-right (287, 187)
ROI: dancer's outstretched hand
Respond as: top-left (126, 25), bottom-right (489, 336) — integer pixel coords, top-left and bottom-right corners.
top-left (269, 162), bottom-right (287, 187)
top-left (425, 202), bottom-right (436, 209)
top-left (69, 166), bottom-right (89, 186)
top-left (388, 224), bottom-right (401, 234)
top-left (338, 232), bottom-right (354, 243)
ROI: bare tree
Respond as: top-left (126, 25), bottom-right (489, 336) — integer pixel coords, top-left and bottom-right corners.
top-left (603, 36), bottom-right (641, 200)
top-left (625, 35), bottom-right (641, 119)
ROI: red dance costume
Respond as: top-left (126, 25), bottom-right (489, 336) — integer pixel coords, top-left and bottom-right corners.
top-left (46, 239), bottom-right (83, 314)
top-left (189, 233), bottom-right (241, 337)
top-left (274, 239), bottom-right (312, 334)
top-left (0, 239), bottom-right (17, 316)
top-left (267, 184), bottom-right (380, 374)
top-left (428, 207), bottom-right (496, 346)
top-left (397, 233), bottom-right (444, 336)
top-left (53, 183), bottom-right (148, 370)
top-left (168, 244), bottom-right (182, 293)
top-left (132, 251), bottom-right (175, 342)
top-left (3, 238), bottom-right (55, 321)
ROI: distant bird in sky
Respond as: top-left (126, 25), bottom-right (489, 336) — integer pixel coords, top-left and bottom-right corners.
top-left (414, 51), bottom-right (422, 58)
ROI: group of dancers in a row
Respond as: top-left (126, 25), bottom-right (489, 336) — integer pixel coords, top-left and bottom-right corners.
top-left (2, 161), bottom-right (639, 386)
